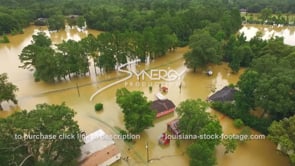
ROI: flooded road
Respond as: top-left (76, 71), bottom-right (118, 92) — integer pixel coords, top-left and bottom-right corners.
top-left (0, 25), bottom-right (291, 166)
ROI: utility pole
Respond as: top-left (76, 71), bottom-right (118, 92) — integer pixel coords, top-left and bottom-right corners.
top-left (145, 142), bottom-right (149, 163)
top-left (76, 83), bottom-right (80, 97)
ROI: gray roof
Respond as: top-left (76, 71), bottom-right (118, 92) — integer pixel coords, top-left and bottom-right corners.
top-left (150, 99), bottom-right (175, 113)
top-left (208, 86), bottom-right (237, 102)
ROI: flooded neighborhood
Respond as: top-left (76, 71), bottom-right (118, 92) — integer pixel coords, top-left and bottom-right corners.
top-left (0, 24), bottom-right (293, 165)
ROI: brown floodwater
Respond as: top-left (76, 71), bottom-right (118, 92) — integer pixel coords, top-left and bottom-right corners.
top-left (239, 24), bottom-right (295, 45)
top-left (0, 25), bottom-right (291, 166)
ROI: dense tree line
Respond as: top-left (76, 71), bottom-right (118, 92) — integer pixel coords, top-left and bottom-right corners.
top-left (1, 0), bottom-right (241, 42)
top-left (19, 27), bottom-right (178, 82)
top-left (235, 0), bottom-right (295, 13)
top-left (183, 4), bottom-right (242, 71)
top-left (1, 0), bottom-right (294, 35)
top-left (224, 33), bottom-right (295, 120)
top-left (242, 8), bottom-right (295, 25)
top-left (19, 32), bottom-right (89, 82)
top-left (213, 32), bottom-right (295, 164)
top-left (84, 0), bottom-right (242, 45)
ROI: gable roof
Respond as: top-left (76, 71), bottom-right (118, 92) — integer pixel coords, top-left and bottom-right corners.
top-left (79, 129), bottom-right (120, 165)
top-left (208, 86), bottom-right (237, 102)
top-left (150, 99), bottom-right (175, 113)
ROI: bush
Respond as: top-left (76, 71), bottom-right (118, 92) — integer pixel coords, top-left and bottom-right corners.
top-left (149, 86), bottom-right (152, 92)
top-left (118, 129), bottom-right (133, 143)
top-left (239, 126), bottom-right (251, 143)
top-left (2, 35), bottom-right (9, 43)
top-left (94, 103), bottom-right (103, 111)
top-left (233, 119), bottom-right (244, 128)
top-left (211, 102), bottom-right (271, 134)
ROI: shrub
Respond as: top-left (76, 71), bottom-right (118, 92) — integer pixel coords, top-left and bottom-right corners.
top-left (94, 103), bottom-right (103, 111)
top-left (2, 35), bottom-right (9, 43)
top-left (233, 119), bottom-right (244, 128)
top-left (149, 86), bottom-right (152, 92)
top-left (239, 126), bottom-right (251, 143)
top-left (118, 129), bottom-right (133, 143)
top-left (211, 101), bottom-right (271, 134)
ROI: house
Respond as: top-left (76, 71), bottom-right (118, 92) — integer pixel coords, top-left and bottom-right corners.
top-left (207, 86), bottom-right (237, 102)
top-left (240, 8), bottom-right (247, 13)
top-left (167, 119), bottom-right (181, 135)
top-left (150, 99), bottom-right (175, 118)
top-left (79, 129), bottom-right (121, 166)
top-left (34, 18), bottom-right (48, 26)
top-left (67, 15), bottom-right (80, 19)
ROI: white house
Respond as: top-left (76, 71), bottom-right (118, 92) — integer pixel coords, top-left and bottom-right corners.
top-left (79, 129), bottom-right (121, 166)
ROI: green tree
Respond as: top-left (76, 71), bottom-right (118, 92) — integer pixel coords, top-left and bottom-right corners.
top-left (176, 99), bottom-right (224, 165)
top-left (235, 70), bottom-right (259, 112)
top-left (0, 103), bottom-right (82, 165)
top-left (19, 32), bottom-right (58, 82)
top-left (251, 51), bottom-right (295, 119)
top-left (48, 15), bottom-right (65, 31)
top-left (33, 47), bottom-right (57, 82)
top-left (32, 32), bottom-right (51, 47)
top-left (176, 99), bottom-right (210, 135)
top-left (56, 40), bottom-right (89, 77)
top-left (19, 32), bottom-right (52, 69)
top-left (0, 73), bottom-right (18, 110)
top-left (0, 34), bottom-right (9, 43)
top-left (249, 34), bottom-right (267, 58)
top-left (268, 115), bottom-right (295, 165)
top-left (76, 16), bottom-right (86, 29)
top-left (229, 44), bottom-right (254, 73)
top-left (0, 12), bottom-right (21, 34)
top-left (229, 53), bottom-right (243, 73)
top-left (80, 34), bottom-right (99, 74)
top-left (184, 30), bottom-right (222, 72)
top-left (260, 8), bottom-right (273, 22)
top-left (187, 141), bottom-right (216, 166)
top-left (199, 119), bottom-right (222, 148)
top-left (254, 68), bottom-right (295, 119)
top-left (116, 88), bottom-right (156, 134)
top-left (223, 34), bottom-right (238, 62)
top-left (220, 9), bottom-right (242, 38)
top-left (222, 138), bottom-right (238, 154)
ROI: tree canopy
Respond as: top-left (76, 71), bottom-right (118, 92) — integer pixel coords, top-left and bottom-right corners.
top-left (184, 30), bottom-right (222, 72)
top-left (187, 141), bottom-right (217, 166)
top-left (0, 103), bottom-right (82, 166)
top-left (0, 73), bottom-right (18, 110)
top-left (268, 115), bottom-right (295, 165)
top-left (116, 88), bottom-right (156, 134)
top-left (176, 99), bottom-right (223, 165)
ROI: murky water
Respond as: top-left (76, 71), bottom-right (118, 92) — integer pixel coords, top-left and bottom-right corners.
top-left (0, 25), bottom-right (291, 166)
top-left (239, 24), bottom-right (295, 45)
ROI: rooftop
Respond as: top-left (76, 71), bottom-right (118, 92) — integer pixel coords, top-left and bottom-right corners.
top-left (208, 86), bottom-right (237, 102)
top-left (151, 99), bottom-right (176, 118)
top-left (79, 129), bottom-right (121, 165)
